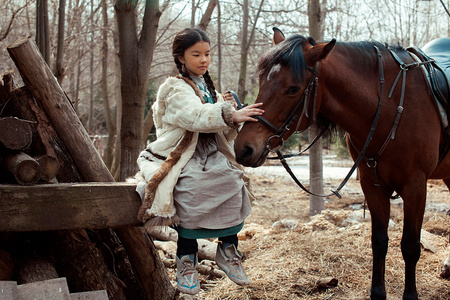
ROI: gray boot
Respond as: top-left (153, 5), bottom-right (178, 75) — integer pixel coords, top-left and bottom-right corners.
top-left (215, 243), bottom-right (250, 286)
top-left (176, 254), bottom-right (200, 294)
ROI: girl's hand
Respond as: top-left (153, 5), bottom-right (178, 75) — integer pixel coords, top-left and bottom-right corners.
top-left (224, 92), bottom-right (237, 109)
top-left (232, 103), bottom-right (264, 123)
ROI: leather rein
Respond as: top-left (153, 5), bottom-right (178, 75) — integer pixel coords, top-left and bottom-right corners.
top-left (233, 45), bottom-right (388, 198)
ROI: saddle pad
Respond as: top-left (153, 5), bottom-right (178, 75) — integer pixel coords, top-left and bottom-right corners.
top-left (422, 38), bottom-right (450, 71)
top-left (422, 38), bottom-right (450, 100)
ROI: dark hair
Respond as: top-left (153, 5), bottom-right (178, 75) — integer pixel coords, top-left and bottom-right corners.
top-left (173, 28), bottom-right (217, 102)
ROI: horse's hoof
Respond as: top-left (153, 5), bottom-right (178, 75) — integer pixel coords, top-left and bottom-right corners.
top-left (370, 287), bottom-right (386, 300)
top-left (402, 293), bottom-right (418, 300)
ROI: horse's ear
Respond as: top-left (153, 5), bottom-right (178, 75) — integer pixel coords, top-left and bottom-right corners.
top-left (311, 38), bottom-right (336, 61)
top-left (272, 27), bottom-right (285, 45)
top-left (307, 36), bottom-right (317, 46)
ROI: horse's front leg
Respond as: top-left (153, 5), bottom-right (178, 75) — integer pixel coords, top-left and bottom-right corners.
top-left (400, 178), bottom-right (427, 300)
top-left (440, 179), bottom-right (450, 279)
top-left (360, 176), bottom-right (391, 300)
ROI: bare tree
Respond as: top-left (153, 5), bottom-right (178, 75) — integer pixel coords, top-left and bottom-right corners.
top-left (308, 0), bottom-right (324, 216)
top-left (101, 0), bottom-right (115, 169)
top-left (198, 0), bottom-right (217, 30)
top-left (237, 0), bottom-right (265, 102)
top-left (115, 0), bottom-right (163, 181)
top-left (54, 0), bottom-right (65, 84)
top-left (36, 0), bottom-right (50, 64)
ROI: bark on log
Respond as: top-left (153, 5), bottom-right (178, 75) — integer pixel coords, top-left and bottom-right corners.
top-left (8, 37), bottom-right (175, 299)
top-left (0, 183), bottom-right (141, 231)
top-left (4, 152), bottom-right (40, 185)
top-left (35, 155), bottom-right (60, 181)
top-left (0, 117), bottom-right (32, 150)
top-left (51, 230), bottom-right (127, 299)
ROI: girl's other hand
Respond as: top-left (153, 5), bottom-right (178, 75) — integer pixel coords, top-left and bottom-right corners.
top-left (232, 103), bottom-right (264, 123)
top-left (224, 92), bottom-right (237, 109)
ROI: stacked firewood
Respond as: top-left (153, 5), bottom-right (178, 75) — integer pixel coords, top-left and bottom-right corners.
top-left (0, 37), bottom-right (174, 299)
top-left (0, 75), bottom-right (60, 185)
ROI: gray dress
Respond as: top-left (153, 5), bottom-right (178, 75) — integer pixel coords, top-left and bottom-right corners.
top-left (173, 133), bottom-right (251, 231)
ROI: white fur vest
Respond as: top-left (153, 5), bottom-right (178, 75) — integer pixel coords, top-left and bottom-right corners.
top-left (135, 76), bottom-right (246, 226)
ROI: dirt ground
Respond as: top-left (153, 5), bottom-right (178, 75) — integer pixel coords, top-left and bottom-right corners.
top-left (169, 169), bottom-right (450, 299)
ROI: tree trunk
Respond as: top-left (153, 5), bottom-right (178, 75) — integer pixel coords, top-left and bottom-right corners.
top-left (198, 0), bottom-right (217, 31)
top-left (88, 0), bottom-right (94, 133)
top-left (216, 0), bottom-right (222, 90)
top-left (308, 0), bottom-right (325, 216)
top-left (101, 0), bottom-right (115, 169)
top-left (115, 0), bottom-right (161, 181)
top-left (237, 0), bottom-right (249, 102)
top-left (237, 0), bottom-right (264, 102)
top-left (54, 0), bottom-right (66, 84)
top-left (35, 0), bottom-right (50, 65)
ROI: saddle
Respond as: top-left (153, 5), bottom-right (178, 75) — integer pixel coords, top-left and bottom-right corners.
top-left (408, 38), bottom-right (450, 128)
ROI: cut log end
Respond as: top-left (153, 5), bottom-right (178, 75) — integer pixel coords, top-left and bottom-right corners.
top-left (0, 117), bottom-right (32, 150)
top-left (35, 155), bottom-right (60, 181)
top-left (5, 152), bottom-right (41, 185)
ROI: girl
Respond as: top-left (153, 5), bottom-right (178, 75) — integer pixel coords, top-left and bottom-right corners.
top-left (134, 28), bottom-right (264, 295)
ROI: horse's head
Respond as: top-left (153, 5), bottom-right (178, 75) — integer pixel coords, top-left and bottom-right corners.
top-left (235, 28), bottom-right (336, 167)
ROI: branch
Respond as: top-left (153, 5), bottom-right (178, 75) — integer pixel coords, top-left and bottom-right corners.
top-left (0, 3), bottom-right (28, 42)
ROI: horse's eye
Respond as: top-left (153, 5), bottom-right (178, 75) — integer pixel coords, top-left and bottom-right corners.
top-left (287, 86), bottom-right (300, 95)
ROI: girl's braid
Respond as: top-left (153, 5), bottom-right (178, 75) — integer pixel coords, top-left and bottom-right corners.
top-left (175, 58), bottom-right (192, 81)
top-left (203, 71), bottom-right (218, 103)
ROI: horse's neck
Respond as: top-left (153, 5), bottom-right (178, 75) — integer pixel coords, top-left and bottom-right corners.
top-left (319, 46), bottom-right (383, 133)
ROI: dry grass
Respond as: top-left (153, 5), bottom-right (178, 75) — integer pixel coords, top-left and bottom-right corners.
top-left (173, 175), bottom-right (450, 299)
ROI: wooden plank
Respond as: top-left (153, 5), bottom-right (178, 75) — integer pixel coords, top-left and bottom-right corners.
top-left (0, 183), bottom-right (141, 231)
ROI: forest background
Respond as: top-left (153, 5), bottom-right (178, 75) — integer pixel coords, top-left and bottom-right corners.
top-left (0, 0), bottom-right (449, 182)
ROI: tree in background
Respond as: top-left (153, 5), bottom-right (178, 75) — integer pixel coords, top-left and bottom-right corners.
top-left (35, 0), bottom-right (50, 64)
top-left (307, 0), bottom-right (325, 216)
top-left (115, 0), bottom-right (163, 181)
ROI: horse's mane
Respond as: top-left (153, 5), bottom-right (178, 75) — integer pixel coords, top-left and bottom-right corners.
top-left (258, 34), bottom-right (309, 83)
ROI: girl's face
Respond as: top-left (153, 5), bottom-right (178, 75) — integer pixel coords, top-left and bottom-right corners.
top-left (179, 41), bottom-right (210, 77)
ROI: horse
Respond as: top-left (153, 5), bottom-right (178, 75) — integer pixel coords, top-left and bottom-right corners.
top-left (234, 28), bottom-right (450, 300)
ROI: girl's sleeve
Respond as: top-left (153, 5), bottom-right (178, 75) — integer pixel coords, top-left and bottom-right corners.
top-left (163, 83), bottom-right (238, 133)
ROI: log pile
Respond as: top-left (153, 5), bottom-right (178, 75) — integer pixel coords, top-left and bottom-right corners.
top-left (0, 37), bottom-right (174, 299)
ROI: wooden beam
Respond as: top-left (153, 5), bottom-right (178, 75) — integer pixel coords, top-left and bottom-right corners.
top-left (0, 183), bottom-right (141, 231)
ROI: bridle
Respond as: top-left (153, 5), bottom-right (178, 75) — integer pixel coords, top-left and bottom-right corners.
top-left (258, 64), bottom-right (320, 152)
top-left (232, 45), bottom-right (387, 199)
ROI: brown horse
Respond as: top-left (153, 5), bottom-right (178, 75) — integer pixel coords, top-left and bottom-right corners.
top-left (234, 28), bottom-right (450, 300)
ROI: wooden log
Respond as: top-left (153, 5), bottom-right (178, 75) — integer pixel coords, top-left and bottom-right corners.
top-left (16, 256), bottom-right (58, 284)
top-left (0, 117), bottom-right (32, 150)
top-left (0, 183), bottom-right (141, 231)
top-left (4, 152), bottom-right (41, 185)
top-left (8, 37), bottom-right (174, 299)
top-left (2, 71), bottom-right (16, 94)
top-left (35, 155), bottom-right (60, 181)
